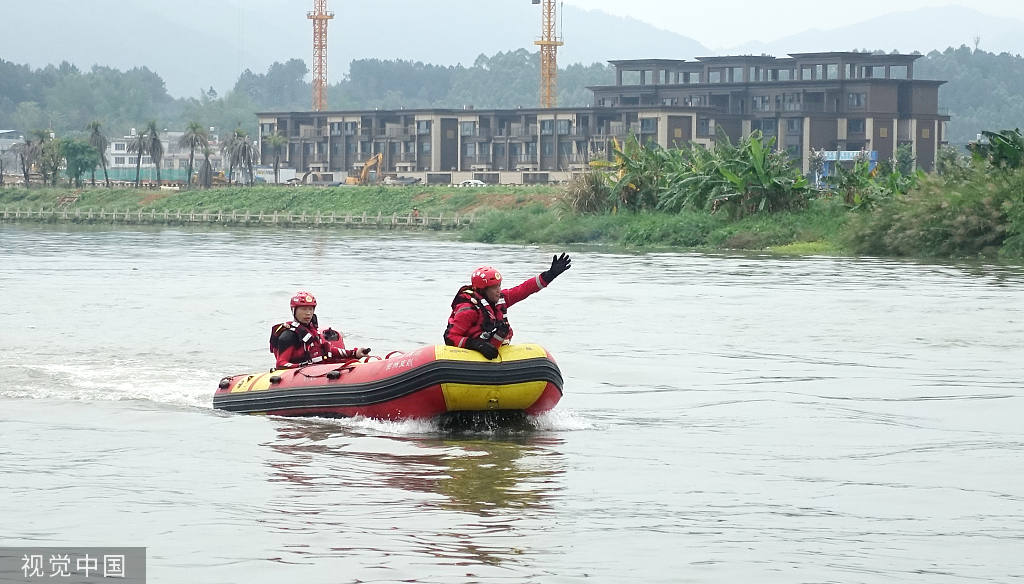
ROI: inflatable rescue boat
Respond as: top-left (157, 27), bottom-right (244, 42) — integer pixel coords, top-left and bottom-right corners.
top-left (213, 343), bottom-right (562, 420)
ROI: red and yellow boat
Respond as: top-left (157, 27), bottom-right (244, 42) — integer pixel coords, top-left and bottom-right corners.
top-left (213, 343), bottom-right (562, 420)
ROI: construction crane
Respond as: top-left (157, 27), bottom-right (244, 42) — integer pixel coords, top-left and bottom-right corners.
top-left (533, 0), bottom-right (563, 108)
top-left (308, 0), bottom-right (334, 111)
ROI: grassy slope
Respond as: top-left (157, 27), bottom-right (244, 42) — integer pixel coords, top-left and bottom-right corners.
top-left (0, 185), bottom-right (561, 216)
top-left (463, 198), bottom-right (852, 252)
top-left (0, 184), bottom-right (854, 254)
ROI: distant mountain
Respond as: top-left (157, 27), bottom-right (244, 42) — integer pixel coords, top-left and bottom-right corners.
top-left (0, 0), bottom-right (707, 98)
top-left (724, 5), bottom-right (1024, 58)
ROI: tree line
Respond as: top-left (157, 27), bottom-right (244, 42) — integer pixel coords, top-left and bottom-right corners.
top-left (5, 119), bottom-right (261, 189)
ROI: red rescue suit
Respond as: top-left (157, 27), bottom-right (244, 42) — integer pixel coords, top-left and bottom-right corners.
top-left (444, 273), bottom-right (549, 350)
top-left (270, 321), bottom-right (357, 369)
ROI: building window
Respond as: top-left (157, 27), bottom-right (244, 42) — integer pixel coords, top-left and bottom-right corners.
top-left (731, 67), bottom-right (743, 82)
top-left (827, 64), bottom-right (839, 80)
top-left (542, 141), bottom-right (554, 155)
top-left (662, 98), bottom-right (677, 106)
top-left (460, 122), bottom-right (476, 136)
top-left (786, 118), bottom-right (802, 134)
top-left (556, 120), bottom-right (571, 134)
top-left (420, 141), bottom-right (431, 154)
top-left (778, 69), bottom-right (791, 81)
top-left (390, 142), bottom-right (400, 155)
top-left (872, 66), bottom-right (886, 78)
top-left (114, 143), bottom-right (126, 151)
top-left (416, 120), bottom-right (431, 134)
top-left (750, 66), bottom-right (756, 81)
top-left (540, 120), bottom-right (554, 135)
top-left (697, 118), bottom-right (711, 135)
top-left (347, 142), bottom-right (357, 154)
top-left (753, 95), bottom-right (770, 111)
top-left (756, 118), bottom-right (776, 136)
top-left (640, 118), bottom-right (658, 133)
top-left (802, 67), bottom-right (812, 80)
top-left (848, 93), bottom-right (866, 108)
top-left (621, 70), bottom-right (641, 85)
top-left (493, 143), bottom-right (505, 157)
top-left (345, 122), bottom-right (358, 135)
top-left (688, 72), bottom-right (701, 83)
top-left (848, 118), bottom-right (866, 134)
top-left (845, 64), bottom-right (852, 79)
top-left (404, 141), bottom-right (414, 153)
top-left (141, 156), bottom-right (151, 165)
top-left (128, 157), bottom-right (137, 165)
top-left (114, 156), bottom-right (125, 165)
top-left (708, 70), bottom-right (721, 83)
top-left (890, 65), bottom-right (908, 79)
top-left (815, 64), bottom-right (823, 79)
top-left (464, 143), bottom-right (475, 157)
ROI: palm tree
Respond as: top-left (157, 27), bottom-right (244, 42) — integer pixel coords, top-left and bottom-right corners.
top-left (219, 128), bottom-right (243, 185)
top-left (231, 129), bottom-right (258, 185)
top-left (145, 120), bottom-right (164, 186)
top-left (27, 130), bottom-right (54, 185)
top-left (177, 121), bottom-right (208, 188)
top-left (263, 131), bottom-right (288, 184)
top-left (14, 136), bottom-right (42, 188)
top-left (86, 120), bottom-right (110, 187)
top-left (197, 147), bottom-right (214, 188)
top-left (127, 130), bottom-right (148, 188)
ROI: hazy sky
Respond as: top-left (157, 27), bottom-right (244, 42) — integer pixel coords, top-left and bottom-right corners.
top-left (566, 0), bottom-right (1024, 48)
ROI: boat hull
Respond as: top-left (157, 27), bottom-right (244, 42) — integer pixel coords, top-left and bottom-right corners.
top-left (213, 344), bottom-right (562, 420)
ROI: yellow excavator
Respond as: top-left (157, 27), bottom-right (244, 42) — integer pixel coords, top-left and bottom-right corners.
top-left (345, 152), bottom-right (384, 185)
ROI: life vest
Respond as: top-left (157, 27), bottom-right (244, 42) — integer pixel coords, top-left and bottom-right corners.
top-left (270, 320), bottom-right (331, 366)
top-left (445, 286), bottom-right (512, 347)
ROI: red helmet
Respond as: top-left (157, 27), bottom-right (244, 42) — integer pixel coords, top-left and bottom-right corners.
top-left (290, 291), bottom-right (317, 308)
top-left (471, 266), bottom-right (502, 289)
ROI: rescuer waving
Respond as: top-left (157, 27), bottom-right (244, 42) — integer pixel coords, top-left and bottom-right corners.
top-left (270, 291), bottom-right (370, 369)
top-left (444, 253), bottom-right (571, 359)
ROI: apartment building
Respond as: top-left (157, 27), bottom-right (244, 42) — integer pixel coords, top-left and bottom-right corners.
top-left (257, 51), bottom-right (949, 184)
top-left (593, 52), bottom-right (949, 172)
top-left (257, 105), bottom-right (711, 184)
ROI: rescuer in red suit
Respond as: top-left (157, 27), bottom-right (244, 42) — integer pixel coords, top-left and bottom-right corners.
top-left (444, 253), bottom-right (571, 359)
top-left (270, 291), bottom-right (370, 369)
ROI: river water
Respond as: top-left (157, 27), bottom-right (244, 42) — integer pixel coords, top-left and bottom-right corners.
top-left (1, 224), bottom-right (1022, 583)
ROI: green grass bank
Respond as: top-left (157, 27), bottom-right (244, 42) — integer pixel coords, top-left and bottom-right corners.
top-left (0, 185), bottom-right (561, 217)
top-left (4, 172), bottom-right (1024, 260)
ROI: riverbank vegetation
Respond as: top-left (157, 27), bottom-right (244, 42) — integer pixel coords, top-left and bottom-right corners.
top-left (4, 126), bottom-right (1024, 260)
top-left (462, 129), bottom-right (1024, 260)
top-left (0, 184), bottom-right (560, 218)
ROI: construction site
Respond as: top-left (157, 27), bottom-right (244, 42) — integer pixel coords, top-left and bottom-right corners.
top-left (259, 0), bottom-right (950, 185)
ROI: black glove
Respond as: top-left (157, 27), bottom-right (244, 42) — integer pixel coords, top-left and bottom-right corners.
top-left (542, 253), bottom-right (572, 283)
top-left (466, 338), bottom-right (499, 360)
top-left (322, 328), bottom-right (340, 341)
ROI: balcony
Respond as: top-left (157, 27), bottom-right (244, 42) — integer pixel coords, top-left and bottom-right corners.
top-left (300, 128), bottom-right (325, 138)
top-left (608, 123), bottom-right (641, 135)
top-left (510, 125), bottom-right (538, 137)
top-left (385, 127), bottom-right (413, 138)
top-left (517, 154), bottom-right (539, 164)
top-left (569, 126), bottom-right (591, 136)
